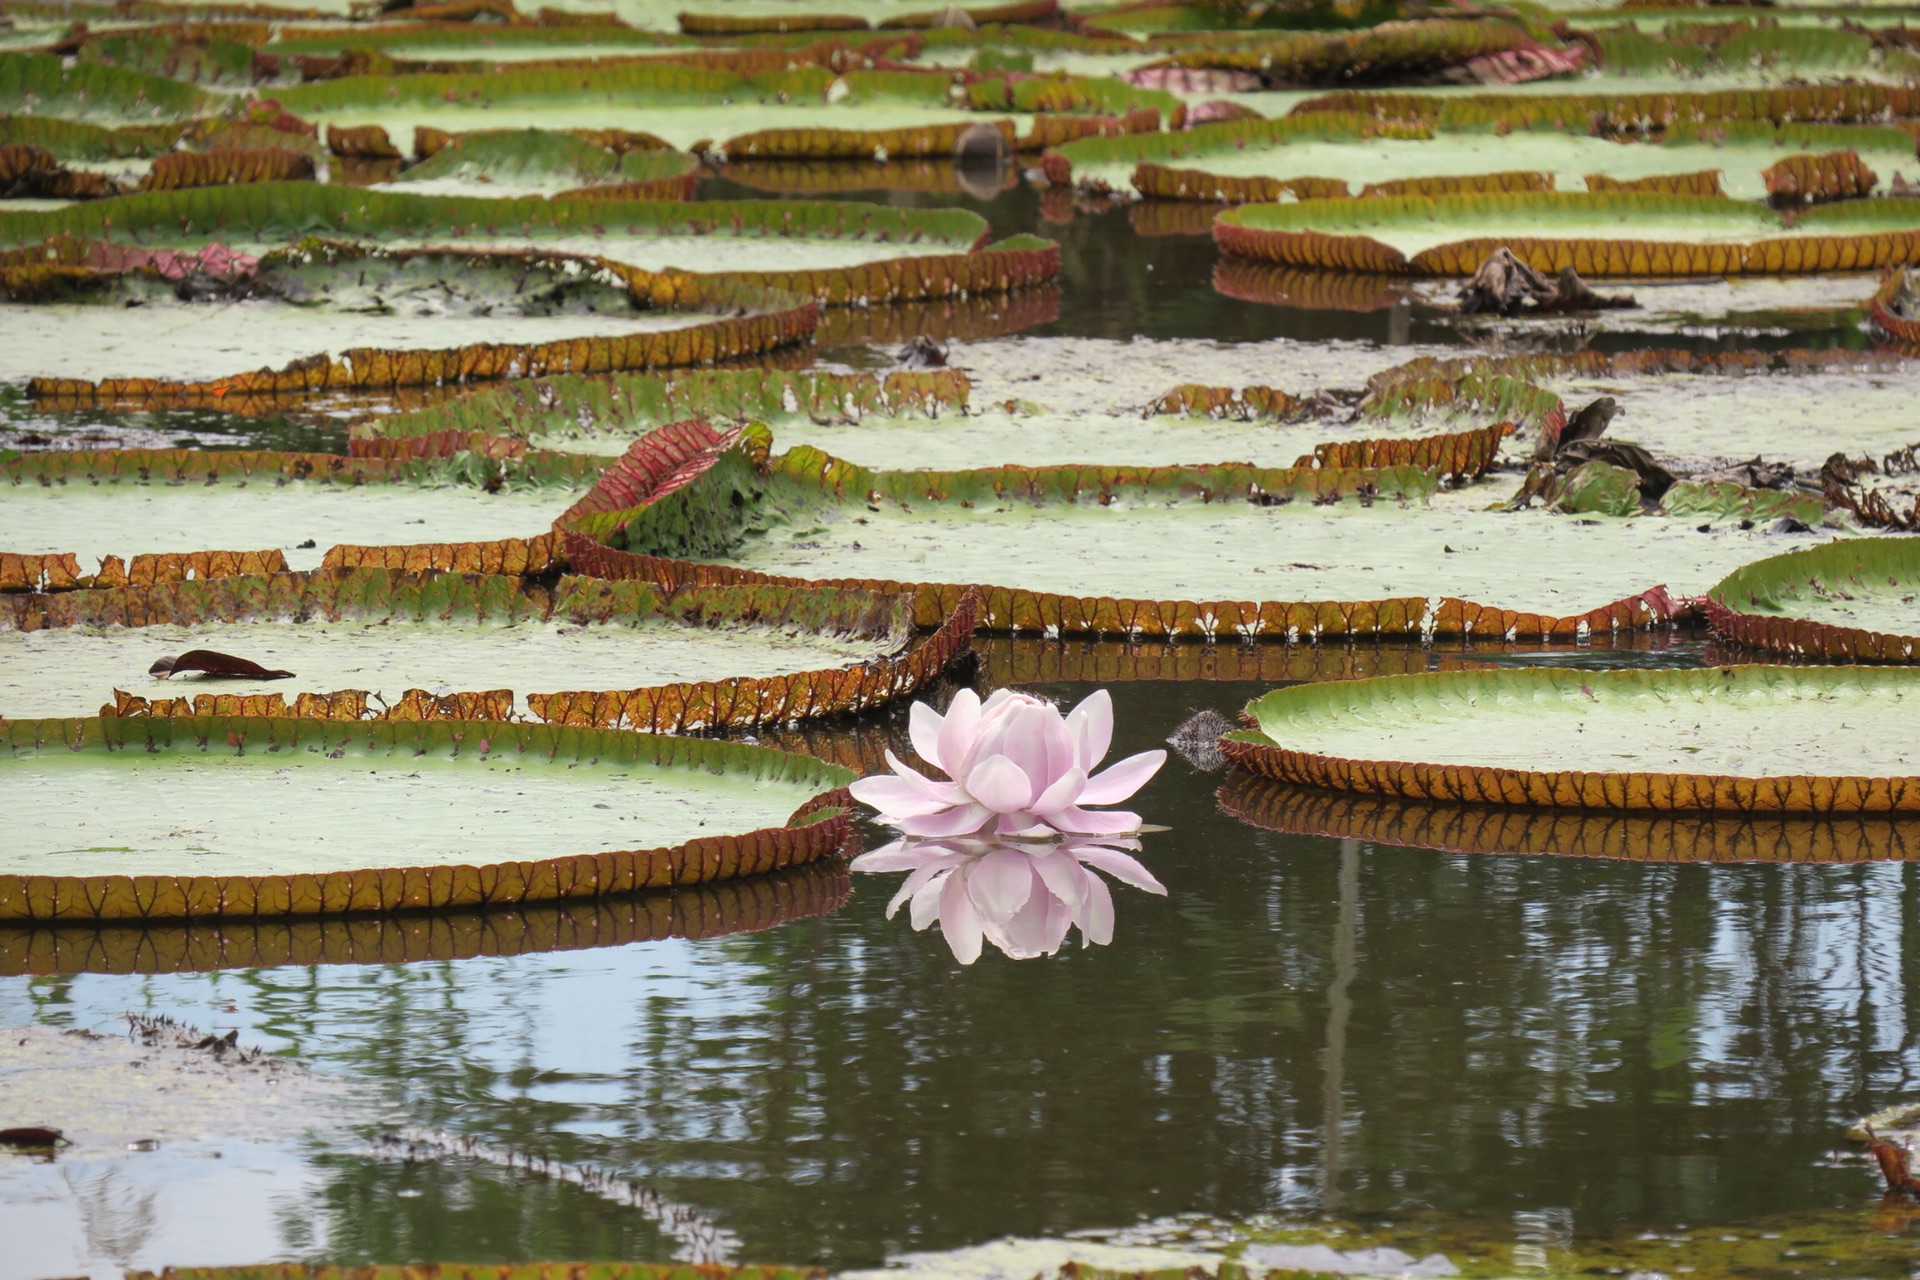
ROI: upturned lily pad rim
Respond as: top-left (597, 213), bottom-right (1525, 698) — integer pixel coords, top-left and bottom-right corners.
top-left (1218, 771), bottom-right (1920, 863)
top-left (0, 715), bottom-right (857, 922)
top-left (1703, 536), bottom-right (1920, 662)
top-left (1224, 664), bottom-right (1920, 813)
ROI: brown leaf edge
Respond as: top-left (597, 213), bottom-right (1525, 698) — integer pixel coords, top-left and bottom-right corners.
top-left (1700, 538), bottom-right (1920, 663)
top-left (1219, 666), bottom-right (1920, 813)
top-left (1213, 198), bottom-right (1920, 278)
top-left (1, 550), bottom-right (290, 593)
top-left (566, 528), bottom-right (1680, 643)
top-left (0, 716), bottom-right (856, 922)
top-left (1217, 771), bottom-right (1920, 862)
top-left (0, 859), bottom-right (851, 977)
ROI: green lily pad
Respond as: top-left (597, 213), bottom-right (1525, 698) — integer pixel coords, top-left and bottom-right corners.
top-left (0, 450), bottom-right (587, 574)
top-left (388, 128), bottom-right (700, 196)
top-left (0, 186), bottom-right (996, 277)
top-left (1225, 664), bottom-right (1920, 811)
top-left (1216, 191), bottom-right (1920, 276)
top-left (0, 715), bottom-right (854, 918)
top-left (0, 569), bottom-right (914, 720)
top-left (1705, 536), bottom-right (1920, 661)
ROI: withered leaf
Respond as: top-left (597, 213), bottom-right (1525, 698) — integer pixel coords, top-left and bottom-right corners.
top-left (150, 650), bottom-right (295, 680)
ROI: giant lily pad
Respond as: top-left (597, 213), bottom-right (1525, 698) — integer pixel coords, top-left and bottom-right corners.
top-left (0, 186), bottom-right (1059, 307)
top-left (5, 239), bottom-right (815, 397)
top-left (1293, 83), bottom-right (1920, 135)
top-left (355, 366), bottom-right (974, 452)
top-left (1704, 537), bottom-right (1920, 662)
top-left (553, 419), bottom-right (1805, 640)
top-left (0, 448), bottom-right (594, 575)
top-left (0, 568), bottom-right (965, 729)
top-left (0, 858), bottom-right (852, 976)
top-left (1105, 124), bottom-right (1915, 204)
top-left (1214, 191), bottom-right (1920, 277)
top-left (1222, 665), bottom-right (1920, 812)
top-left (1219, 772), bottom-right (1920, 863)
top-left (386, 127), bottom-right (701, 198)
top-left (0, 715), bottom-right (855, 920)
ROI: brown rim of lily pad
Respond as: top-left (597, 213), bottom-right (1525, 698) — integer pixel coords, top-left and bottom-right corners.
top-left (1213, 192), bottom-right (1920, 278)
top-left (0, 859), bottom-right (852, 977)
top-left (20, 249), bottom-right (820, 404)
top-left (555, 418), bottom-right (1681, 642)
top-left (1, 550), bottom-right (294, 593)
top-left (1222, 665), bottom-right (1920, 814)
top-left (718, 119), bottom-right (1017, 162)
top-left (1702, 537), bottom-right (1920, 663)
top-left (1217, 771), bottom-right (1920, 863)
top-left (0, 716), bottom-right (856, 922)
top-left (1143, 383), bottom-right (1512, 482)
top-left (3, 566), bottom-right (978, 734)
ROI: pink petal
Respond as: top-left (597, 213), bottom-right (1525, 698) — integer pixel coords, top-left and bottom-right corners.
top-left (936, 689), bottom-right (982, 780)
top-left (1073, 846), bottom-right (1167, 895)
top-left (967, 847), bottom-right (1035, 922)
top-left (849, 840), bottom-right (938, 873)
top-left (1065, 689), bottom-right (1113, 771)
top-left (909, 874), bottom-right (949, 929)
top-left (1077, 749), bottom-right (1167, 806)
top-left (1030, 765), bottom-right (1088, 817)
top-left (991, 703), bottom-right (1060, 805)
top-left (968, 753), bottom-right (1037, 813)
top-left (1040, 711), bottom-right (1079, 795)
top-left (1032, 846), bottom-right (1089, 908)
top-left (900, 803), bottom-right (994, 838)
top-left (1048, 805), bottom-right (1145, 835)
top-left (993, 885), bottom-right (1067, 959)
top-left (848, 774), bottom-right (955, 820)
top-left (883, 751), bottom-right (967, 804)
top-left (908, 701), bottom-right (947, 772)
top-left (1076, 873), bottom-right (1116, 947)
top-left (939, 870), bottom-right (986, 964)
top-left (992, 812), bottom-right (1052, 838)
top-left (962, 691), bottom-right (1041, 776)
top-left (888, 863), bottom-right (952, 917)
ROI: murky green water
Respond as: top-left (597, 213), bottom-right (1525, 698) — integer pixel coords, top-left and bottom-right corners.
top-left (4, 638), bottom-right (1914, 1274)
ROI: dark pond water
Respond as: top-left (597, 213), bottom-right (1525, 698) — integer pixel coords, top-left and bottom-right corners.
top-left (5, 637), bottom-right (1915, 1275)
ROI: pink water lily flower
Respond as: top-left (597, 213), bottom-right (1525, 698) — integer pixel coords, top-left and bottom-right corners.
top-left (848, 689), bottom-right (1166, 838)
top-left (851, 835), bottom-right (1167, 964)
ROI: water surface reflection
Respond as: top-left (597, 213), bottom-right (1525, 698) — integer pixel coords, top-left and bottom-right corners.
top-left (2, 640), bottom-right (1913, 1269)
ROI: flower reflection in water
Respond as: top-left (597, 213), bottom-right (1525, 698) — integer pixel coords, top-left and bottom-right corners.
top-left (851, 835), bottom-right (1167, 964)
